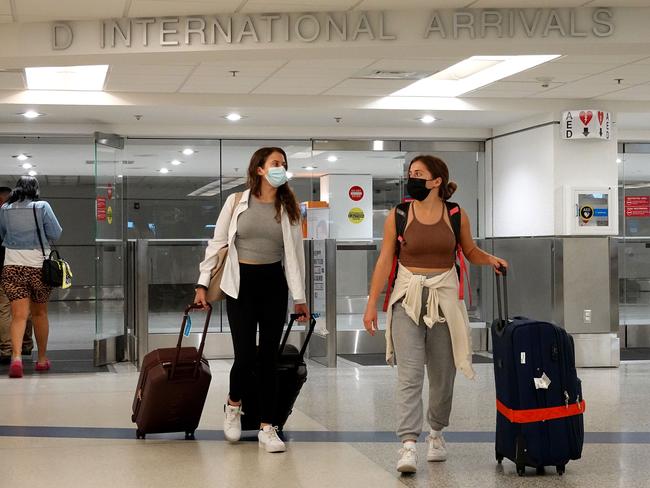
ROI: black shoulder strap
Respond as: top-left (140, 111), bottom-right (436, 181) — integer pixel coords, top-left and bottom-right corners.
top-left (445, 201), bottom-right (461, 245)
top-left (32, 204), bottom-right (46, 258)
top-left (394, 202), bottom-right (410, 255)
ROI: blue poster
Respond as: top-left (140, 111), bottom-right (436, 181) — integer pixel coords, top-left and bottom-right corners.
top-left (594, 208), bottom-right (608, 217)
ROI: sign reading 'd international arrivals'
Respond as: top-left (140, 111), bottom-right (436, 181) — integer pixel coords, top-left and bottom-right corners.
top-left (561, 110), bottom-right (611, 140)
top-left (51, 8), bottom-right (614, 50)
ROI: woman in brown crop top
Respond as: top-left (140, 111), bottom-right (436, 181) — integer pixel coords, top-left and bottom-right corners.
top-left (363, 154), bottom-right (508, 474)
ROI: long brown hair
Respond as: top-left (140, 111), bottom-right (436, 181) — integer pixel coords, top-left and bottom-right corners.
top-left (408, 155), bottom-right (458, 200)
top-left (247, 147), bottom-right (301, 225)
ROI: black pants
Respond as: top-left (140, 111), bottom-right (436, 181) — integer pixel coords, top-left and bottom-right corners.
top-left (226, 262), bottom-right (288, 424)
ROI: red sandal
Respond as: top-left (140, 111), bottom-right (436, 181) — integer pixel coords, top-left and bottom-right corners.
top-left (9, 359), bottom-right (23, 378)
top-left (35, 359), bottom-right (51, 372)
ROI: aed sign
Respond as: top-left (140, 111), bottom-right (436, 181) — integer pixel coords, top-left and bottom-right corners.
top-left (562, 110), bottom-right (611, 140)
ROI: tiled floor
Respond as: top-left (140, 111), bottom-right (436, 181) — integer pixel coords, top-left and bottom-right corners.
top-left (1, 359), bottom-right (649, 487)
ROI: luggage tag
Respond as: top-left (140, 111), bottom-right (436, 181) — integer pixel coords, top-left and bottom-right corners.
top-left (534, 372), bottom-right (551, 390)
top-left (184, 315), bottom-right (192, 337)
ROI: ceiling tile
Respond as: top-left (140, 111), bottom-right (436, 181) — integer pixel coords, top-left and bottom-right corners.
top-left (273, 59), bottom-right (375, 78)
top-left (14, 0), bottom-right (125, 22)
top-left (0, 72), bottom-right (24, 90)
top-left (128, 0), bottom-right (242, 17)
top-left (505, 62), bottom-right (621, 84)
top-left (240, 1), bottom-right (357, 13)
top-left (534, 82), bottom-right (626, 99)
top-left (180, 76), bottom-right (267, 94)
top-left (364, 58), bottom-right (461, 73)
top-left (108, 64), bottom-right (197, 77)
top-left (464, 80), bottom-right (562, 97)
top-left (324, 78), bottom-right (415, 96)
top-left (553, 55), bottom-right (649, 65)
top-left (191, 60), bottom-right (287, 78)
top-left (105, 72), bottom-right (190, 92)
top-left (0, 15), bottom-right (12, 23)
top-left (253, 77), bottom-right (343, 95)
top-left (596, 83), bottom-right (650, 101)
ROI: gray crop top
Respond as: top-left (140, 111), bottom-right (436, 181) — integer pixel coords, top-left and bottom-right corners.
top-left (235, 196), bottom-right (284, 263)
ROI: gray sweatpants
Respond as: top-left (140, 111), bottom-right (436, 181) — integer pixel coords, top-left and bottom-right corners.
top-left (392, 282), bottom-right (456, 442)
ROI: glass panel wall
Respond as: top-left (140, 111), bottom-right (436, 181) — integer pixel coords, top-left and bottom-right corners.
top-left (618, 147), bottom-right (650, 346)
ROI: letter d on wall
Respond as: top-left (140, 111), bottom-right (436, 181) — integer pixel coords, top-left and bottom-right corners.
top-left (52, 23), bottom-right (73, 50)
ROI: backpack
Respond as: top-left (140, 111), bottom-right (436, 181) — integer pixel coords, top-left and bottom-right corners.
top-left (382, 201), bottom-right (470, 312)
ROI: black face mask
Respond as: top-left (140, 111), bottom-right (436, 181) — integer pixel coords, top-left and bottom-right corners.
top-left (406, 178), bottom-right (432, 201)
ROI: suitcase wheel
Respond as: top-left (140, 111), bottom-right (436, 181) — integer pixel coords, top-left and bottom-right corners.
top-left (516, 465), bottom-right (526, 477)
top-left (496, 453), bottom-right (504, 464)
top-left (556, 465), bottom-right (565, 476)
top-left (536, 466), bottom-right (545, 476)
top-left (136, 430), bottom-right (146, 440)
top-left (185, 431), bottom-right (196, 440)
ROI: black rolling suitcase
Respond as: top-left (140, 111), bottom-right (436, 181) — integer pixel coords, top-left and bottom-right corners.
top-left (491, 268), bottom-right (585, 477)
top-left (241, 313), bottom-right (316, 432)
top-left (132, 304), bottom-right (212, 440)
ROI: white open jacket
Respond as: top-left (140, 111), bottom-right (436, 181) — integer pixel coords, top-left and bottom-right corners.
top-left (197, 189), bottom-right (306, 303)
top-left (386, 263), bottom-right (476, 380)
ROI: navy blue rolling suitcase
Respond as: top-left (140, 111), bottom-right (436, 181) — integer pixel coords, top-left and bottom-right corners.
top-left (491, 268), bottom-right (585, 477)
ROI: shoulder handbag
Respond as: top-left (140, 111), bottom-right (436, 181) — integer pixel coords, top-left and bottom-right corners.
top-left (205, 192), bottom-right (243, 302)
top-left (32, 205), bottom-right (72, 289)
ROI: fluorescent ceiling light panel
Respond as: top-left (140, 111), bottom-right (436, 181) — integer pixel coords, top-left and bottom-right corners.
top-left (391, 55), bottom-right (560, 97)
top-left (25, 65), bottom-right (109, 91)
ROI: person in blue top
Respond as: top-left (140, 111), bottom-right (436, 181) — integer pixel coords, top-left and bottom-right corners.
top-left (0, 176), bottom-right (62, 378)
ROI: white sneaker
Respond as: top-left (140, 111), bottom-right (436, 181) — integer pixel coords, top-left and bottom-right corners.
top-left (258, 426), bottom-right (287, 453)
top-left (397, 446), bottom-right (418, 473)
top-left (426, 431), bottom-right (448, 462)
top-left (223, 403), bottom-right (242, 443)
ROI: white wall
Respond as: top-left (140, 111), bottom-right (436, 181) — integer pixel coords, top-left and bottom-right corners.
top-left (553, 127), bottom-right (619, 235)
top-left (491, 124), bottom-right (556, 237)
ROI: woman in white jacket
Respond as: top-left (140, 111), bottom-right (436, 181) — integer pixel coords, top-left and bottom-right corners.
top-left (363, 155), bottom-right (508, 473)
top-left (194, 147), bottom-right (308, 454)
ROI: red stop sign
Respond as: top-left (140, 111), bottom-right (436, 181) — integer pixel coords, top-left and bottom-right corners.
top-left (349, 185), bottom-right (364, 201)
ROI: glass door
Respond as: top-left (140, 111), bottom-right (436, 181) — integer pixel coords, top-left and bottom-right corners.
top-left (94, 133), bottom-right (128, 365)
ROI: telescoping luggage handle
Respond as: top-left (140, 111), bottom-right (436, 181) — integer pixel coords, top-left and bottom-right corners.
top-left (171, 303), bottom-right (212, 379)
top-left (495, 265), bottom-right (509, 335)
top-left (278, 313), bottom-right (317, 359)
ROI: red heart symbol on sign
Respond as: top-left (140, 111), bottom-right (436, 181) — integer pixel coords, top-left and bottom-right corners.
top-left (598, 111), bottom-right (604, 125)
top-left (579, 111), bottom-right (593, 126)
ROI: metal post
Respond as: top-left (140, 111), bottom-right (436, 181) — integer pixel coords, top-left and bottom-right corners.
top-left (325, 238), bottom-right (337, 367)
top-left (135, 239), bottom-right (149, 369)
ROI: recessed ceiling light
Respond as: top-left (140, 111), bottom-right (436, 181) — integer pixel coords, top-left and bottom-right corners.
top-left (302, 166), bottom-right (317, 171)
top-left (391, 55), bottom-right (560, 98)
top-left (22, 163), bottom-right (33, 169)
top-left (159, 168), bottom-right (170, 174)
top-left (373, 140), bottom-right (384, 151)
top-left (25, 65), bottom-right (109, 91)
top-left (20, 110), bottom-right (44, 119)
top-left (117, 174), bottom-right (123, 178)
top-left (182, 148), bottom-right (195, 156)
top-left (225, 113), bottom-right (243, 121)
top-left (171, 159), bottom-right (183, 166)
top-left (327, 155), bottom-right (338, 163)
top-left (420, 115), bottom-right (436, 124)
top-left (13, 153), bottom-right (31, 161)
top-left (616, 157), bottom-right (622, 164)
top-left (28, 170), bottom-right (37, 176)
top-left (286, 171), bottom-right (294, 179)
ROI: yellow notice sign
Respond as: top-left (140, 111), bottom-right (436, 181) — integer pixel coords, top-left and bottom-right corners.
top-left (107, 206), bottom-right (113, 225)
top-left (348, 207), bottom-right (365, 224)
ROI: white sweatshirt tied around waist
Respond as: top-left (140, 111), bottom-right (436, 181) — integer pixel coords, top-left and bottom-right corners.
top-left (385, 264), bottom-right (476, 380)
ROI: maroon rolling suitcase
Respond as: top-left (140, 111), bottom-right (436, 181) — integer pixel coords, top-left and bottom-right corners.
top-left (132, 304), bottom-right (212, 440)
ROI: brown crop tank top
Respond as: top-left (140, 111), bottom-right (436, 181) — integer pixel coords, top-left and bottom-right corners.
top-left (399, 203), bottom-right (456, 269)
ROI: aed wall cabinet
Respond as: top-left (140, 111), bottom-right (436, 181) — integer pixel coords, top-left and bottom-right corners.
top-left (557, 186), bottom-right (617, 236)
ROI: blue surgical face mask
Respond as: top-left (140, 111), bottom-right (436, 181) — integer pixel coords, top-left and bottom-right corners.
top-left (265, 166), bottom-right (288, 188)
